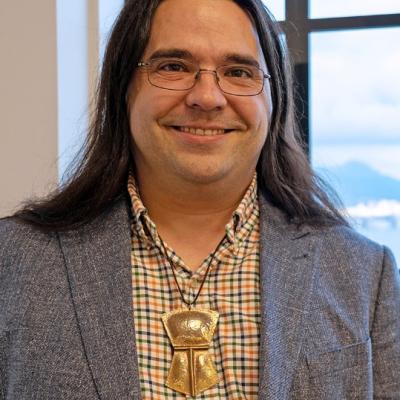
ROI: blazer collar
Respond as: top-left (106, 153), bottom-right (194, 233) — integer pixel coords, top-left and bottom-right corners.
top-left (58, 197), bottom-right (141, 400)
top-left (58, 194), bottom-right (318, 400)
top-left (258, 194), bottom-right (318, 399)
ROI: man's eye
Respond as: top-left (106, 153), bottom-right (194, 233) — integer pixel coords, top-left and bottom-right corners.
top-left (157, 62), bottom-right (186, 72)
top-left (225, 67), bottom-right (253, 79)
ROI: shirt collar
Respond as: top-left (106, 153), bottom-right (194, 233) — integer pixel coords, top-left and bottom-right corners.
top-left (225, 173), bottom-right (258, 246)
top-left (127, 172), bottom-right (258, 248)
top-left (127, 173), bottom-right (157, 242)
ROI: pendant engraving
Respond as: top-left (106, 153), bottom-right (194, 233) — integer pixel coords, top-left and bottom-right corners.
top-left (161, 308), bottom-right (220, 397)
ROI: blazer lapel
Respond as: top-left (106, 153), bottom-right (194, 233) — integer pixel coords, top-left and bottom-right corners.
top-left (58, 198), bottom-right (141, 400)
top-left (258, 195), bottom-right (318, 400)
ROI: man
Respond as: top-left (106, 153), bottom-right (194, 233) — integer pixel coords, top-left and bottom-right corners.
top-left (1, 0), bottom-right (399, 398)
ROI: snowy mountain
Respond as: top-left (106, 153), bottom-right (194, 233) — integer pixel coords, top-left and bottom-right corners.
top-left (316, 161), bottom-right (400, 207)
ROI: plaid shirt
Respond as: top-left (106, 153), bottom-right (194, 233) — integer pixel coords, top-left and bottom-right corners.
top-left (128, 175), bottom-right (260, 399)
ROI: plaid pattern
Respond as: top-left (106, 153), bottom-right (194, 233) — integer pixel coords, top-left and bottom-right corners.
top-left (128, 175), bottom-right (260, 399)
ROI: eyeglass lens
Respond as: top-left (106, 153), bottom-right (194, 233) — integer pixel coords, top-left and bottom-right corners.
top-left (146, 58), bottom-right (266, 96)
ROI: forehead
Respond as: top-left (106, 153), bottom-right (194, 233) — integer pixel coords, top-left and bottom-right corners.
top-left (143, 0), bottom-right (265, 65)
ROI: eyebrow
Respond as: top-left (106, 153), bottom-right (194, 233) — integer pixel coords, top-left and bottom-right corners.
top-left (222, 53), bottom-right (261, 68)
top-left (147, 48), bottom-right (261, 68)
top-left (148, 48), bottom-right (193, 61)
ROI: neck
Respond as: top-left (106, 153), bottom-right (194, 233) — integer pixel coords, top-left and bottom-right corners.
top-left (136, 169), bottom-right (253, 230)
top-left (134, 168), bottom-right (255, 271)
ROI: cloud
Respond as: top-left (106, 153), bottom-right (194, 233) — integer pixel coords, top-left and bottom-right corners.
top-left (310, 27), bottom-right (400, 142)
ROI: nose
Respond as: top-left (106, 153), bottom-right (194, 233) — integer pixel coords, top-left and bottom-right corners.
top-left (185, 70), bottom-right (228, 111)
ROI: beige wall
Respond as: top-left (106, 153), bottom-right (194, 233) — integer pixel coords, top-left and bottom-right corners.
top-left (0, 1), bottom-right (101, 218)
top-left (0, 1), bottom-right (58, 217)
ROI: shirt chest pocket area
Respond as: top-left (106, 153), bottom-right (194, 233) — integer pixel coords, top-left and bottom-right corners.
top-left (305, 338), bottom-right (373, 398)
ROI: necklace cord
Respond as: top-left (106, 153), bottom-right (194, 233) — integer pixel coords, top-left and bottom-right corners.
top-left (158, 235), bottom-right (226, 308)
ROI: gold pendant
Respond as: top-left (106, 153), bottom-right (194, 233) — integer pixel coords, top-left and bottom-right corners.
top-left (161, 308), bottom-right (220, 397)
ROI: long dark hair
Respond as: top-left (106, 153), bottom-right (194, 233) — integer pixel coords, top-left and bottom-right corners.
top-left (13, 0), bottom-right (347, 231)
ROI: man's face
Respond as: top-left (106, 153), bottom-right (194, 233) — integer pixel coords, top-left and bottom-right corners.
top-left (127, 0), bottom-right (273, 186)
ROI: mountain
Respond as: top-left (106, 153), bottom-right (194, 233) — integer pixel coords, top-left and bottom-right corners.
top-left (316, 161), bottom-right (400, 207)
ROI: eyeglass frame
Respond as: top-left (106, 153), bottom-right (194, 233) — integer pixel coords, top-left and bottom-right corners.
top-left (136, 59), bottom-right (271, 97)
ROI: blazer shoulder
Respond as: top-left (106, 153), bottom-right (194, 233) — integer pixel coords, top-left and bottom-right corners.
top-left (318, 225), bottom-right (390, 262)
top-left (0, 218), bottom-right (67, 330)
top-left (312, 223), bottom-right (397, 278)
top-left (0, 217), bottom-right (57, 259)
top-left (0, 218), bottom-right (62, 296)
top-left (319, 224), bottom-right (382, 253)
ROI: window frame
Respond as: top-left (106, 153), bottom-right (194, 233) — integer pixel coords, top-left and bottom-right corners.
top-left (280, 0), bottom-right (400, 154)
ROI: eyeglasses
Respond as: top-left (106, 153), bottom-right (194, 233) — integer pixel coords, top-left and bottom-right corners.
top-left (137, 58), bottom-right (271, 96)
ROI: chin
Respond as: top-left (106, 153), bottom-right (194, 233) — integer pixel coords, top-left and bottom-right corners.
top-left (174, 164), bottom-right (232, 186)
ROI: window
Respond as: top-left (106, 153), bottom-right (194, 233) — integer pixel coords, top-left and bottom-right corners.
top-left (56, 0), bottom-right (88, 179)
top-left (99, 0), bottom-right (124, 62)
top-left (262, 0), bottom-right (286, 21)
top-left (281, 2), bottom-right (400, 264)
top-left (57, 0), bottom-right (124, 179)
top-left (311, 28), bottom-right (400, 262)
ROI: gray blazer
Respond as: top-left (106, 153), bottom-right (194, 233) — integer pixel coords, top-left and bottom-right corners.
top-left (0, 195), bottom-right (399, 399)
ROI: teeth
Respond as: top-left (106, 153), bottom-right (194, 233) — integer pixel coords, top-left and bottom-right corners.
top-left (178, 127), bottom-right (226, 136)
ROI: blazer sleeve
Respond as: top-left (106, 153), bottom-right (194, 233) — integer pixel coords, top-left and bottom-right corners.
top-left (371, 246), bottom-right (400, 398)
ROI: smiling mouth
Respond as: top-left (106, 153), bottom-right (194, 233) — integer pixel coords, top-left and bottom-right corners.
top-left (171, 126), bottom-right (234, 136)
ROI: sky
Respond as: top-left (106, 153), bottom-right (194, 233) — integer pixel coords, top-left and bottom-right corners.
top-left (260, 1), bottom-right (400, 145)
top-left (311, 27), bottom-right (400, 145)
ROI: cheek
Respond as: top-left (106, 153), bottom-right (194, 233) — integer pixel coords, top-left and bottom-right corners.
top-left (128, 98), bottom-right (153, 154)
top-left (239, 96), bottom-right (272, 136)
top-left (127, 75), bottom-right (163, 132)
top-left (128, 111), bottom-right (159, 168)
top-left (128, 106), bottom-right (144, 147)
top-left (128, 93), bottom-right (156, 144)
top-left (129, 89), bottom-right (179, 132)
top-left (128, 93), bottom-right (173, 155)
